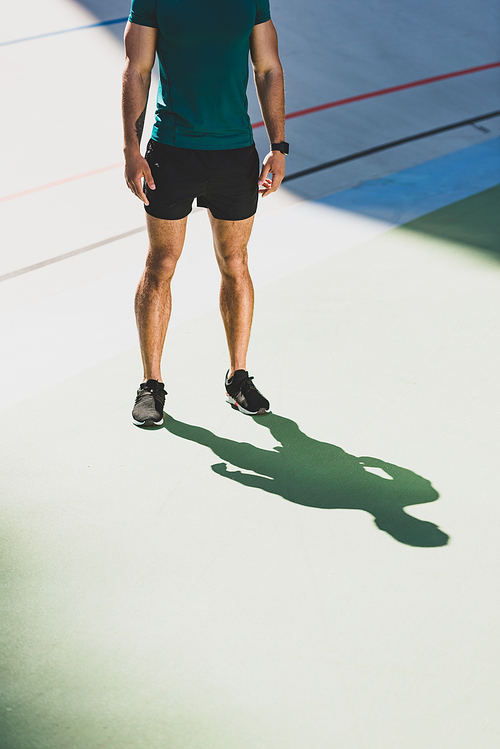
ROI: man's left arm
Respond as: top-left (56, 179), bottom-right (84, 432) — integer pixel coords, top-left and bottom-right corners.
top-left (250, 20), bottom-right (286, 197)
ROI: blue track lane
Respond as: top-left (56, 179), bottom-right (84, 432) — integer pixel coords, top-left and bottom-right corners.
top-left (318, 137), bottom-right (500, 224)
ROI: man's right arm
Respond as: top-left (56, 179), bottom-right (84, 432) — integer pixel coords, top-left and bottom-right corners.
top-left (122, 21), bottom-right (157, 204)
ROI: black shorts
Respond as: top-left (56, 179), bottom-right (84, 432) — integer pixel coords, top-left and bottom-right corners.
top-left (143, 139), bottom-right (260, 221)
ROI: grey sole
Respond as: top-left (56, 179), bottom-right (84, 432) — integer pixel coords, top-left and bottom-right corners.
top-left (132, 417), bottom-right (164, 427)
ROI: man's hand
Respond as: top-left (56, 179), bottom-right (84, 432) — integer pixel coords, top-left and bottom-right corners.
top-left (124, 149), bottom-right (156, 205)
top-left (258, 150), bottom-right (285, 197)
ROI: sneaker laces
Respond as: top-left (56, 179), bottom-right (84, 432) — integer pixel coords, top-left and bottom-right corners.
top-left (134, 383), bottom-right (165, 405)
top-left (134, 388), bottom-right (153, 405)
top-left (239, 375), bottom-right (260, 397)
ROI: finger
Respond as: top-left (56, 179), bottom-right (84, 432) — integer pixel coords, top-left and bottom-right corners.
top-left (133, 176), bottom-right (149, 205)
top-left (125, 170), bottom-right (143, 198)
top-left (270, 173), bottom-right (284, 193)
top-left (260, 173), bottom-right (279, 196)
top-left (262, 165), bottom-right (285, 196)
top-left (258, 163), bottom-right (270, 185)
top-left (127, 177), bottom-right (142, 201)
top-left (258, 179), bottom-right (272, 194)
top-left (126, 178), bottom-right (142, 202)
top-left (262, 182), bottom-right (281, 197)
top-left (143, 164), bottom-right (156, 191)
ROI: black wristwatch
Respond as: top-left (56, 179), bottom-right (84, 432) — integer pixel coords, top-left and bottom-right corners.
top-left (271, 141), bottom-right (289, 155)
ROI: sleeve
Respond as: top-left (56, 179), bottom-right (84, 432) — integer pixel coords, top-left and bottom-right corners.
top-left (255, 0), bottom-right (271, 25)
top-left (128, 0), bottom-right (157, 29)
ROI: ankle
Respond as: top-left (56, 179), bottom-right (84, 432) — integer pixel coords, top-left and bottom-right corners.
top-left (143, 374), bottom-right (162, 383)
top-left (228, 366), bottom-right (246, 380)
top-left (142, 377), bottom-right (163, 386)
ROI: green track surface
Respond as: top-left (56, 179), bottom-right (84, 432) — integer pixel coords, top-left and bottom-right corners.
top-left (403, 183), bottom-right (500, 255)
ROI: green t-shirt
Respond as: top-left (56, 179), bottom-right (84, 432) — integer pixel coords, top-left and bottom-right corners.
top-left (128, 0), bottom-right (271, 149)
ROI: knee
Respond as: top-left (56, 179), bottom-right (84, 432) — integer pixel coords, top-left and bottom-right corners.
top-left (144, 252), bottom-right (177, 285)
top-left (218, 247), bottom-right (249, 278)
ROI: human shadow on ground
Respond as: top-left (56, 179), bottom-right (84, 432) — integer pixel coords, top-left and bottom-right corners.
top-left (163, 413), bottom-right (449, 547)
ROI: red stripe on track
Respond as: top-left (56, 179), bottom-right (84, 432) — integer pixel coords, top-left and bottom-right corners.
top-left (0, 163), bottom-right (122, 203)
top-left (252, 61), bottom-right (500, 128)
top-left (1, 62), bottom-right (498, 202)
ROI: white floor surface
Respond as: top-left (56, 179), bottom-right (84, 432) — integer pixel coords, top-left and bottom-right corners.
top-left (1, 1), bottom-right (500, 747)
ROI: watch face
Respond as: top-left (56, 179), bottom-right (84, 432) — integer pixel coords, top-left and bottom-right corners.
top-left (272, 142), bottom-right (289, 154)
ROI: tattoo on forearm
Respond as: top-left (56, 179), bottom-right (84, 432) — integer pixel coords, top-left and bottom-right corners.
top-left (135, 105), bottom-right (147, 144)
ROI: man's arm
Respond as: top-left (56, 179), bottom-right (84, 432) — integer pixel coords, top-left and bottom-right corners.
top-left (122, 21), bottom-right (157, 204)
top-left (250, 20), bottom-right (285, 197)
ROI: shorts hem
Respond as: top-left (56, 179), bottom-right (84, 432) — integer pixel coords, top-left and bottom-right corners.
top-left (199, 204), bottom-right (258, 221)
top-left (144, 203), bottom-right (193, 221)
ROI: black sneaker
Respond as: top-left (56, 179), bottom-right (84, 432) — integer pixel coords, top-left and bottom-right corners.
top-left (225, 370), bottom-right (270, 415)
top-left (132, 379), bottom-right (166, 427)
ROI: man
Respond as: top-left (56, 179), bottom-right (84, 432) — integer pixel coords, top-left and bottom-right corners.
top-left (122, 0), bottom-right (287, 427)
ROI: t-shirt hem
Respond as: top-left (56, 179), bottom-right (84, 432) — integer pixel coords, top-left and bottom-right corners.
top-left (151, 128), bottom-right (254, 151)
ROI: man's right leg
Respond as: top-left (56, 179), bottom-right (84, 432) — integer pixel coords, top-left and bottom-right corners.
top-left (135, 213), bottom-right (188, 382)
top-left (132, 213), bottom-right (187, 427)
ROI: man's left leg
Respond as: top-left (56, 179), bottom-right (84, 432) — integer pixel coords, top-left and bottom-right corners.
top-left (208, 211), bottom-right (270, 415)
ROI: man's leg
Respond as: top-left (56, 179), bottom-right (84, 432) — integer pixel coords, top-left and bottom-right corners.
top-left (208, 211), bottom-right (270, 415)
top-left (208, 211), bottom-right (255, 377)
top-left (135, 213), bottom-right (188, 382)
